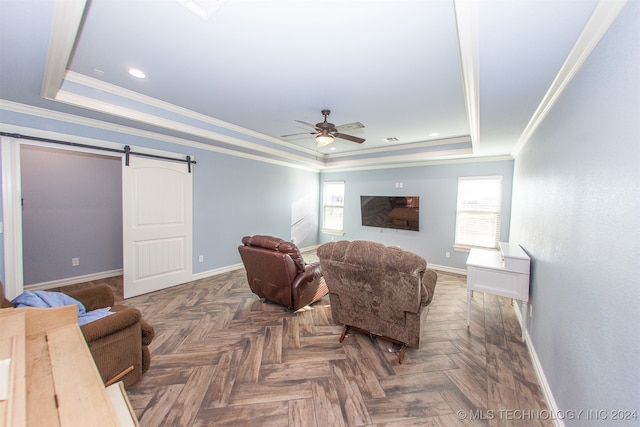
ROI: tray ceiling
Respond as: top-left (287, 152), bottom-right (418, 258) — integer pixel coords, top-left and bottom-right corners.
top-left (1, 0), bottom-right (626, 170)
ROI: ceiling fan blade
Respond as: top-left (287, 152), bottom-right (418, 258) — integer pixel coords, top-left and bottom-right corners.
top-left (334, 133), bottom-right (365, 144)
top-left (294, 120), bottom-right (320, 130)
top-left (335, 121), bottom-right (364, 132)
top-left (281, 131), bottom-right (317, 138)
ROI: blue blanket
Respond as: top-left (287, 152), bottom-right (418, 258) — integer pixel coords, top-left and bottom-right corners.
top-left (12, 290), bottom-right (113, 326)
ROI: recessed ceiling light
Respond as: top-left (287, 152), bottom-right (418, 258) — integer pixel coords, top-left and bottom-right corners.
top-left (128, 68), bottom-right (147, 79)
top-left (429, 132), bottom-right (439, 137)
top-left (330, 147), bottom-right (336, 151)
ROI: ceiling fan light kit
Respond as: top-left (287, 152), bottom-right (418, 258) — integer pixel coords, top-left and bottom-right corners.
top-left (316, 133), bottom-right (335, 147)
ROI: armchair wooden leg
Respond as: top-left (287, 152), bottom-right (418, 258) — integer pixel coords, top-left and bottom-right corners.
top-left (398, 344), bottom-right (406, 364)
top-left (339, 325), bottom-right (351, 343)
top-left (105, 366), bottom-right (134, 387)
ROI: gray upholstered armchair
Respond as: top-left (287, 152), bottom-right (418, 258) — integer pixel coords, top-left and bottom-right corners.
top-left (317, 240), bottom-right (437, 362)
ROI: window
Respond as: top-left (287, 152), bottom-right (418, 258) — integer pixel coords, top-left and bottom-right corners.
top-left (454, 176), bottom-right (503, 250)
top-left (322, 181), bottom-right (345, 235)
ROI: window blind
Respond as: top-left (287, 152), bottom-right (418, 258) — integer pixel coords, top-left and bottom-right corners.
top-left (454, 176), bottom-right (503, 250)
top-left (322, 181), bottom-right (345, 235)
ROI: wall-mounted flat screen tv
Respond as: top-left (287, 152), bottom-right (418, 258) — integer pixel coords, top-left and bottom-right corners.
top-left (360, 196), bottom-right (420, 231)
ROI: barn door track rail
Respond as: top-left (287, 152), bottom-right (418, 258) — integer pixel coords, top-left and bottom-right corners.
top-left (0, 132), bottom-right (196, 173)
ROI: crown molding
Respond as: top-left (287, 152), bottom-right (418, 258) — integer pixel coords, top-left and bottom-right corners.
top-left (324, 135), bottom-right (472, 159)
top-left (321, 146), bottom-right (474, 170)
top-left (62, 71), bottom-right (320, 158)
top-left (61, 72), bottom-right (483, 167)
top-left (320, 154), bottom-right (512, 174)
top-left (40, 0), bottom-right (86, 100)
top-left (453, 0), bottom-right (481, 154)
top-left (2, 99), bottom-right (514, 174)
top-left (511, 0), bottom-right (628, 158)
top-left (0, 100), bottom-right (323, 172)
top-left (54, 89), bottom-right (323, 166)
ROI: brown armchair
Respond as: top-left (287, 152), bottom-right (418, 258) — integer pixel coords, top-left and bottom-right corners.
top-left (317, 240), bottom-right (438, 363)
top-left (238, 235), bottom-right (329, 310)
top-left (63, 284), bottom-right (154, 386)
top-left (1, 282), bottom-right (154, 386)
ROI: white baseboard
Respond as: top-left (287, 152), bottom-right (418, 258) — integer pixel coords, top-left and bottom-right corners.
top-left (25, 269), bottom-right (123, 291)
top-left (191, 263), bottom-right (244, 281)
top-left (427, 263), bottom-right (467, 275)
top-left (299, 244), bottom-right (320, 253)
top-left (191, 244), bottom-right (320, 281)
top-left (513, 303), bottom-right (563, 427)
top-left (18, 255), bottom-right (465, 293)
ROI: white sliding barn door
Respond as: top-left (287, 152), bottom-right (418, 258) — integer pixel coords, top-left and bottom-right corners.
top-left (122, 156), bottom-right (193, 298)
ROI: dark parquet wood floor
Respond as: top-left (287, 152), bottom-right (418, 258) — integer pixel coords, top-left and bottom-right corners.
top-left (66, 262), bottom-right (551, 426)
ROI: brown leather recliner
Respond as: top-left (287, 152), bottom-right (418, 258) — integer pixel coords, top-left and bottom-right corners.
top-left (317, 240), bottom-right (438, 363)
top-left (238, 235), bottom-right (329, 310)
top-left (1, 282), bottom-right (154, 386)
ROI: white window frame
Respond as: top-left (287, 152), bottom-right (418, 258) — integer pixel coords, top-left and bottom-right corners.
top-left (322, 181), bottom-right (345, 235)
top-left (454, 176), bottom-right (503, 251)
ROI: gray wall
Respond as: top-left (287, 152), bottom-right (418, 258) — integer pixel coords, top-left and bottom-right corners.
top-left (320, 160), bottom-right (514, 270)
top-left (191, 148), bottom-right (319, 269)
top-left (509, 0), bottom-right (639, 419)
top-left (21, 145), bottom-right (122, 285)
top-left (1, 122), bottom-right (320, 286)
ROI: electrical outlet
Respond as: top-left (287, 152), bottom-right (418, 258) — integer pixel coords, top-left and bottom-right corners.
top-left (198, 255), bottom-right (204, 263)
top-left (445, 251), bottom-right (451, 258)
top-left (72, 257), bottom-right (79, 267)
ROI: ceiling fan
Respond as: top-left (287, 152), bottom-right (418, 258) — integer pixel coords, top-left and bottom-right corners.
top-left (281, 109), bottom-right (365, 147)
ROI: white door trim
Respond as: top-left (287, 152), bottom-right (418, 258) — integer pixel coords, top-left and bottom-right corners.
top-left (1, 130), bottom-right (193, 299)
top-left (1, 137), bottom-right (24, 299)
